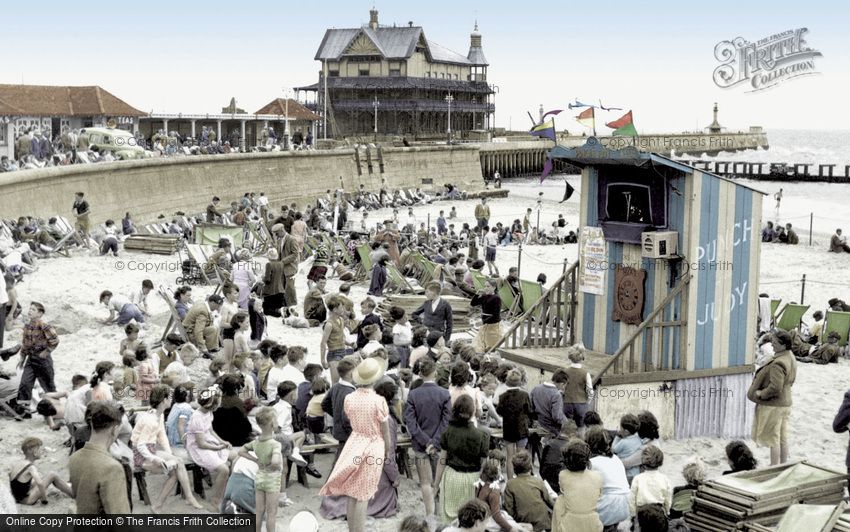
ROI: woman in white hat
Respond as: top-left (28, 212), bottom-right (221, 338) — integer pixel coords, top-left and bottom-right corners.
top-left (319, 358), bottom-right (391, 532)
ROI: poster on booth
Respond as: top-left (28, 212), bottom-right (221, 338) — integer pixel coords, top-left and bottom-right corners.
top-left (579, 226), bottom-right (606, 295)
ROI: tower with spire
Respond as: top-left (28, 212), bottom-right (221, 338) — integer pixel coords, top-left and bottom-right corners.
top-left (467, 21), bottom-right (489, 81)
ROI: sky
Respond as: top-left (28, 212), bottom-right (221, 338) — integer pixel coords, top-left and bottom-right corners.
top-left (0, 0), bottom-right (847, 133)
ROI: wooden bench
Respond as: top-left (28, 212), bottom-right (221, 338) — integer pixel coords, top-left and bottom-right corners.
top-left (133, 462), bottom-right (207, 505)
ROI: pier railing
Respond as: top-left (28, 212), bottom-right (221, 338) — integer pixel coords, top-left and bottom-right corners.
top-left (592, 274), bottom-right (692, 386)
top-left (487, 260), bottom-right (579, 352)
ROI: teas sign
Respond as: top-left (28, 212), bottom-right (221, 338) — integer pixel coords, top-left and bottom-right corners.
top-left (713, 28), bottom-right (823, 92)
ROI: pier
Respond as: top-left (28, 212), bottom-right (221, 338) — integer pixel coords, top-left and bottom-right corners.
top-left (477, 128), bottom-right (770, 178)
top-left (675, 160), bottom-right (850, 182)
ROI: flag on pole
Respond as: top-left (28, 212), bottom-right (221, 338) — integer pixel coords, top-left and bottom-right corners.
top-left (540, 157), bottom-right (554, 183)
top-left (575, 107), bottom-right (595, 130)
top-left (529, 119), bottom-right (556, 141)
top-left (541, 109), bottom-right (563, 121)
top-left (605, 110), bottom-right (637, 136)
top-left (560, 180), bottom-right (576, 203)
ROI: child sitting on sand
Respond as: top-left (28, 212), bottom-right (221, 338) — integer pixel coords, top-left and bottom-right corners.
top-left (8, 437), bottom-right (74, 505)
top-left (613, 413), bottom-right (643, 483)
top-left (628, 445), bottom-right (673, 518)
top-left (119, 323), bottom-right (142, 358)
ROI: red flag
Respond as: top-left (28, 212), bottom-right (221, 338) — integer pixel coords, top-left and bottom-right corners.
top-left (605, 110), bottom-right (633, 129)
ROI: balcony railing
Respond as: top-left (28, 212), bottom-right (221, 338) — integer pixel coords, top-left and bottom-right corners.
top-left (328, 99), bottom-right (495, 113)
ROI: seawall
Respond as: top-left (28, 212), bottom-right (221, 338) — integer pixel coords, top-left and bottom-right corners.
top-left (0, 145), bottom-right (485, 224)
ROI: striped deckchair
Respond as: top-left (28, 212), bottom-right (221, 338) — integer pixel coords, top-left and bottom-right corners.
top-left (386, 264), bottom-right (417, 294)
top-left (823, 310), bottom-right (850, 347)
top-left (770, 298), bottom-right (782, 326)
top-left (775, 303), bottom-right (810, 332)
top-left (185, 244), bottom-right (223, 287)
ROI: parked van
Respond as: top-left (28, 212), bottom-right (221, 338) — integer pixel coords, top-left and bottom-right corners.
top-left (80, 127), bottom-right (147, 160)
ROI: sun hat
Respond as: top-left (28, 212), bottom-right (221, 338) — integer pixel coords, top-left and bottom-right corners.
top-left (352, 357), bottom-right (387, 386)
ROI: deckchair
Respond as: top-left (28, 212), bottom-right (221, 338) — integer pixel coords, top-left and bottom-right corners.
top-left (519, 280), bottom-right (544, 315)
top-left (773, 502), bottom-right (845, 532)
top-left (470, 270), bottom-right (488, 292)
top-left (335, 236), bottom-right (352, 265)
top-left (57, 216), bottom-right (87, 248)
top-left (775, 303), bottom-right (810, 332)
top-left (387, 264), bottom-right (420, 294)
top-left (185, 243), bottom-right (222, 287)
top-left (158, 287), bottom-right (189, 344)
top-left (497, 280), bottom-right (518, 313)
top-left (357, 244), bottom-right (373, 273)
top-left (770, 298), bottom-right (782, 326)
top-left (823, 310), bottom-right (850, 347)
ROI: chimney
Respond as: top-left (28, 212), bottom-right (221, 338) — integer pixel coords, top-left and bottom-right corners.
top-left (369, 8), bottom-right (379, 30)
top-left (408, 21), bottom-right (413, 27)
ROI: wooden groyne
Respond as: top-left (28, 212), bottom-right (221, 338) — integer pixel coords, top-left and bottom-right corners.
top-left (676, 160), bottom-right (850, 182)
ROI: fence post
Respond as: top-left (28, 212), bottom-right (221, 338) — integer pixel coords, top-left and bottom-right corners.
top-left (801, 274), bottom-right (806, 305)
top-left (809, 213), bottom-right (813, 246)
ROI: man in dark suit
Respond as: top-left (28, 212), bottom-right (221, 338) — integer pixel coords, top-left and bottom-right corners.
top-left (271, 224), bottom-right (299, 307)
top-left (411, 281), bottom-right (453, 343)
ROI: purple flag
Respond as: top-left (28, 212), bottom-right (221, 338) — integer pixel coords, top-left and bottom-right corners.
top-left (540, 157), bottom-right (554, 183)
top-left (541, 109), bottom-right (563, 121)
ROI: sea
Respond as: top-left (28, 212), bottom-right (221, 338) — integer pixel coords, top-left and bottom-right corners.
top-left (678, 129), bottom-right (850, 164)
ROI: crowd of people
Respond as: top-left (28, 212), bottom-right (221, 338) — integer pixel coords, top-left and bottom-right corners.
top-left (3, 182), bottom-right (847, 532)
top-left (0, 126), bottom-right (315, 174)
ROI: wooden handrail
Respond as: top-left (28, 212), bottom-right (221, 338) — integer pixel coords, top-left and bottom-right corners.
top-left (593, 274), bottom-right (692, 386)
top-left (485, 260), bottom-right (580, 354)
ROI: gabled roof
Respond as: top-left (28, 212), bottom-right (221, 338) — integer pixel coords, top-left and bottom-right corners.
top-left (253, 98), bottom-right (322, 121)
top-left (315, 26), bottom-right (472, 65)
top-left (0, 84), bottom-right (146, 117)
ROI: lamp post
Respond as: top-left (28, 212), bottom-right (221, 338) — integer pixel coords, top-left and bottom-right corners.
top-left (445, 92), bottom-right (454, 142)
top-left (489, 84), bottom-right (499, 133)
top-left (373, 95), bottom-right (380, 138)
top-left (283, 88), bottom-right (291, 150)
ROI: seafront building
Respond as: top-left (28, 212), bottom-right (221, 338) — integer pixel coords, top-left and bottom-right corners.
top-left (295, 8), bottom-right (495, 139)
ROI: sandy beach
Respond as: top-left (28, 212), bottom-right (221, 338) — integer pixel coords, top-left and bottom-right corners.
top-left (3, 178), bottom-right (850, 531)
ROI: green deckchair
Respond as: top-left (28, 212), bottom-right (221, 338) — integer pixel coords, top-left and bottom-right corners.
top-left (357, 244), bottom-right (372, 273)
top-left (775, 303), bottom-right (810, 332)
top-left (386, 264), bottom-right (416, 293)
top-left (824, 310), bottom-right (850, 347)
top-left (470, 270), bottom-right (488, 291)
top-left (497, 280), bottom-right (517, 313)
top-left (335, 236), bottom-right (352, 264)
top-left (520, 280), bottom-right (544, 315)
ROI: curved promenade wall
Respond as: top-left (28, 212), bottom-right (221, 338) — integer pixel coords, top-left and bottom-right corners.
top-left (0, 145), bottom-right (484, 224)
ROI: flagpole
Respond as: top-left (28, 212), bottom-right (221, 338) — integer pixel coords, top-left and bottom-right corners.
top-left (592, 107), bottom-right (597, 137)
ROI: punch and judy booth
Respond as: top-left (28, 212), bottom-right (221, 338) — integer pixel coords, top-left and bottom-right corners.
top-left (497, 137), bottom-right (764, 438)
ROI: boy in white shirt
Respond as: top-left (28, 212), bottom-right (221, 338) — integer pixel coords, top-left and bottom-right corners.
top-left (360, 324), bottom-right (383, 357)
top-left (265, 345), bottom-right (289, 402)
top-left (390, 306), bottom-right (412, 368)
top-left (483, 227), bottom-right (500, 276)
